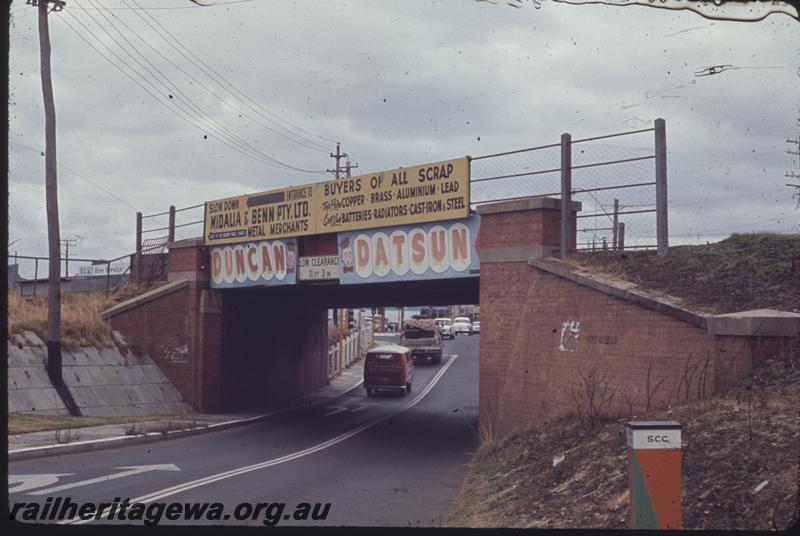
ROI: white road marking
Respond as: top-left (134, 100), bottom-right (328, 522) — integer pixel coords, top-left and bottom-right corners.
top-left (61, 355), bottom-right (459, 525)
top-left (348, 403), bottom-right (377, 413)
top-left (29, 464), bottom-right (181, 496)
top-left (9, 473), bottom-right (73, 494)
top-left (322, 405), bottom-right (349, 417)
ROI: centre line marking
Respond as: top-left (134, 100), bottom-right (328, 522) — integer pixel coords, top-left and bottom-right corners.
top-left (61, 354), bottom-right (459, 525)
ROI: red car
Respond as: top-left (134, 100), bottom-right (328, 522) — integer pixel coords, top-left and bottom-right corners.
top-left (363, 344), bottom-right (414, 396)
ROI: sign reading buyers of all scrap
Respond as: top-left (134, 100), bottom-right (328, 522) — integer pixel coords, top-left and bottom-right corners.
top-left (203, 157), bottom-right (469, 246)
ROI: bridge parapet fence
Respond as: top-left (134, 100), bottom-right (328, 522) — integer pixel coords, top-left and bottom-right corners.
top-left (470, 119), bottom-right (668, 256)
top-left (134, 120), bottom-right (668, 264)
top-left (8, 241), bottom-right (167, 299)
top-left (135, 203), bottom-right (204, 284)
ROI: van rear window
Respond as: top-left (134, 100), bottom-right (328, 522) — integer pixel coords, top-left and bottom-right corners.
top-left (403, 328), bottom-right (435, 339)
top-left (372, 353), bottom-right (395, 360)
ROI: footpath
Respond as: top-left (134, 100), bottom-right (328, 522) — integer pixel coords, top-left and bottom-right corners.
top-left (8, 362), bottom-right (365, 461)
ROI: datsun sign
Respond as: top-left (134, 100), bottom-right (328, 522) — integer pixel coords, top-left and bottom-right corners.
top-left (210, 239), bottom-right (297, 288)
top-left (337, 216), bottom-right (479, 284)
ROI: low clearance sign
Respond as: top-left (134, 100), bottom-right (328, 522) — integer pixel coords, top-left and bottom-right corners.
top-left (209, 238), bottom-right (297, 289)
top-left (203, 157), bottom-right (469, 246)
top-left (337, 216), bottom-right (479, 284)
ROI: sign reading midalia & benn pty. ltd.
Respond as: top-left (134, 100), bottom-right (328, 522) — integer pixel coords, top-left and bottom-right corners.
top-left (210, 238), bottom-right (297, 288)
top-left (337, 216), bottom-right (479, 284)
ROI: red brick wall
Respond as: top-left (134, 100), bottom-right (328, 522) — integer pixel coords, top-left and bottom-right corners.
top-left (479, 208), bottom-right (562, 249)
top-left (110, 242), bottom-right (329, 413)
top-left (168, 244), bottom-right (206, 273)
top-left (478, 204), bottom-right (756, 438)
top-left (109, 286), bottom-right (197, 406)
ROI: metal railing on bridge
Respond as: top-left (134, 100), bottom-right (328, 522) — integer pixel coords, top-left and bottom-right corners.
top-left (134, 118), bottom-right (669, 261)
top-left (470, 118), bottom-right (668, 257)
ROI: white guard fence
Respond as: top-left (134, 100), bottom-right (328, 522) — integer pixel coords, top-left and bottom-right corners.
top-left (327, 324), bottom-right (373, 381)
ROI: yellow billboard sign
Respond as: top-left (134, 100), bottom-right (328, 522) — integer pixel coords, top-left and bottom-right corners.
top-left (203, 157), bottom-right (470, 245)
top-left (315, 157), bottom-right (469, 233)
top-left (204, 184), bottom-right (315, 246)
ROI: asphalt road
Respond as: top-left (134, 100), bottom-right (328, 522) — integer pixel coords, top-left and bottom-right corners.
top-left (9, 333), bottom-right (480, 527)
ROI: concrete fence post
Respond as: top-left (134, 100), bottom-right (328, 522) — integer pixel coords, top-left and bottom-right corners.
top-left (33, 258), bottom-right (39, 296)
top-left (626, 421), bottom-right (682, 529)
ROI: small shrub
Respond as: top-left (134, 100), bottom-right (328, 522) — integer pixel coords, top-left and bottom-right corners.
top-left (128, 337), bottom-right (145, 358)
top-left (54, 424), bottom-right (80, 444)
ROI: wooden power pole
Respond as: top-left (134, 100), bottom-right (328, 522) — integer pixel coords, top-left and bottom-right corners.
top-left (34, 0), bottom-right (67, 393)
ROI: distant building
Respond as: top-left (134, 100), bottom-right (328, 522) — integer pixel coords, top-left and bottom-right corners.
top-left (16, 274), bottom-right (127, 296)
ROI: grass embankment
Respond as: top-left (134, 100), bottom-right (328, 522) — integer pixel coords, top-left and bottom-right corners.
top-left (569, 233), bottom-right (800, 314)
top-left (8, 414), bottom-right (153, 435)
top-left (8, 291), bottom-right (118, 350)
top-left (448, 342), bottom-right (800, 530)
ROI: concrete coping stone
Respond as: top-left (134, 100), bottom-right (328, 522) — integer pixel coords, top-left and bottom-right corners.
top-left (476, 196), bottom-right (582, 215)
top-left (530, 258), bottom-right (800, 338)
top-left (706, 309), bottom-right (800, 337)
top-left (100, 279), bottom-right (189, 319)
top-left (529, 257), bottom-right (707, 330)
top-left (168, 237), bottom-right (205, 250)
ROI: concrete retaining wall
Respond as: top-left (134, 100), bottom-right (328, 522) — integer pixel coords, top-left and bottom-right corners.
top-left (8, 330), bottom-right (191, 416)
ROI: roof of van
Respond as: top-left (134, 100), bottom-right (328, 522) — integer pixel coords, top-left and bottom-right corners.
top-left (368, 344), bottom-right (410, 354)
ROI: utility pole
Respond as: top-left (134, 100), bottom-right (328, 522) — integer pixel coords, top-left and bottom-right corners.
top-left (787, 137), bottom-right (800, 206)
top-left (327, 142), bottom-right (349, 179)
top-left (61, 237), bottom-right (78, 276)
top-left (343, 158), bottom-right (359, 178)
top-left (32, 0), bottom-right (69, 399)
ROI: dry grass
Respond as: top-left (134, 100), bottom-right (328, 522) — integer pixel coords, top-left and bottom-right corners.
top-left (8, 413), bottom-right (154, 435)
top-left (568, 233), bottom-right (800, 314)
top-left (8, 291), bottom-right (117, 350)
top-left (448, 345), bottom-right (800, 530)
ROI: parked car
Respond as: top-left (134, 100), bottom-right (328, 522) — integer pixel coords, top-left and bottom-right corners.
top-left (363, 344), bottom-right (414, 396)
top-left (453, 316), bottom-right (473, 335)
top-left (399, 318), bottom-right (444, 364)
top-left (434, 318), bottom-right (454, 339)
top-left (471, 320), bottom-right (480, 334)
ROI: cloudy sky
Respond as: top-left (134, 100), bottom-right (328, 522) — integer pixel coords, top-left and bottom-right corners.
top-left (7, 0), bottom-right (800, 277)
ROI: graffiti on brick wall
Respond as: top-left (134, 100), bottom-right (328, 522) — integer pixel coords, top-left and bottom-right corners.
top-left (587, 334), bottom-right (618, 345)
top-left (161, 343), bottom-right (190, 364)
top-left (559, 320), bottom-right (581, 352)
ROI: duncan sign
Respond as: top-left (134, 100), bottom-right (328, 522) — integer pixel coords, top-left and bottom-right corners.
top-left (203, 157), bottom-right (469, 246)
top-left (209, 238), bottom-right (297, 289)
top-left (337, 216), bottom-right (479, 284)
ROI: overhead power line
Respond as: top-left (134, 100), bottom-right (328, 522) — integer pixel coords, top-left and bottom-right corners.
top-left (57, 6), bottom-right (325, 174)
top-left (10, 140), bottom-right (142, 214)
top-left (101, 0), bottom-right (330, 154)
top-left (125, 0), bottom-right (335, 149)
top-left (76, 0), bottom-right (304, 170)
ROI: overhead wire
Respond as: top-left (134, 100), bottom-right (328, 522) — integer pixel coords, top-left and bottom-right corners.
top-left (126, 0), bottom-right (335, 150)
top-left (10, 140), bottom-right (141, 214)
top-left (78, 0), bottom-right (311, 171)
top-left (100, 0), bottom-right (331, 155)
top-left (58, 7), bottom-right (325, 173)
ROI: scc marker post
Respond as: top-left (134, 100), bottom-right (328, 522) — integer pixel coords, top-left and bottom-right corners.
top-left (625, 421), bottom-right (682, 529)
